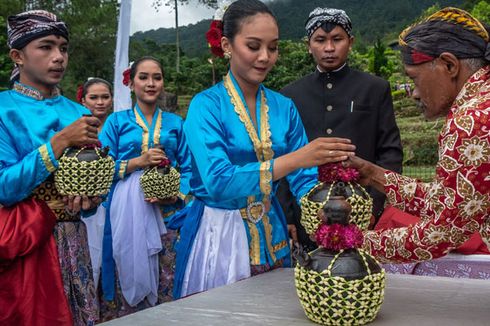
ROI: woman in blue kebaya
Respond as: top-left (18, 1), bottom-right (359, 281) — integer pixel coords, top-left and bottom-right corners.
top-left (98, 56), bottom-right (191, 319)
top-left (175, 0), bottom-right (356, 298)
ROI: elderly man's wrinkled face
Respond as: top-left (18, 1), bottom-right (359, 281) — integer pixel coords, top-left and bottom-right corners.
top-left (404, 60), bottom-right (457, 120)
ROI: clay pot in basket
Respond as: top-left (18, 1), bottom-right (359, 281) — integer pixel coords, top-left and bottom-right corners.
top-left (300, 181), bottom-right (373, 234)
top-left (55, 145), bottom-right (115, 197)
top-left (294, 195), bottom-right (385, 326)
top-left (139, 158), bottom-right (181, 200)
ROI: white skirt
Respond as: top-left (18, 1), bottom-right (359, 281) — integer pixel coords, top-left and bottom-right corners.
top-left (82, 205), bottom-right (106, 288)
top-left (180, 205), bottom-right (251, 297)
top-left (110, 171), bottom-right (167, 306)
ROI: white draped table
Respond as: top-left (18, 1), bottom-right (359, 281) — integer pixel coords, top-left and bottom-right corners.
top-left (101, 268), bottom-right (490, 325)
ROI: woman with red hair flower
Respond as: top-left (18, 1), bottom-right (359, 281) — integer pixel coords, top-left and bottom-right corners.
top-left (97, 56), bottom-right (192, 320)
top-left (174, 0), bottom-right (355, 299)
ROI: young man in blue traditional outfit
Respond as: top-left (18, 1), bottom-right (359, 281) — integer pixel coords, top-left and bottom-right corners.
top-left (0, 10), bottom-right (100, 326)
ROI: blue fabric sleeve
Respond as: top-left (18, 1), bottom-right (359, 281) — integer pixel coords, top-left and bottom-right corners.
top-left (184, 93), bottom-right (264, 202)
top-left (0, 120), bottom-right (58, 206)
top-left (99, 114), bottom-right (128, 182)
top-left (175, 117), bottom-right (192, 196)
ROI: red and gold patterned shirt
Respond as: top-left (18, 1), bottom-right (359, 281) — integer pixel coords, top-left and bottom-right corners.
top-left (365, 66), bottom-right (490, 263)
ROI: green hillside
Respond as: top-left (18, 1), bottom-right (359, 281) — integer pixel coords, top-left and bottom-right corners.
top-left (132, 0), bottom-right (465, 56)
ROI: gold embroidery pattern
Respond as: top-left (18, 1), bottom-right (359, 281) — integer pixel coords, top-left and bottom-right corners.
top-left (39, 144), bottom-right (56, 173)
top-left (423, 224), bottom-right (451, 245)
top-left (273, 240), bottom-right (288, 252)
top-left (134, 108), bottom-right (150, 153)
top-left (246, 219), bottom-right (261, 265)
top-left (223, 73), bottom-right (274, 199)
top-left (13, 82), bottom-right (60, 101)
top-left (454, 115), bottom-right (475, 136)
top-left (438, 154), bottom-right (461, 172)
top-left (224, 73), bottom-right (277, 265)
top-left (118, 160), bottom-right (128, 179)
top-left (153, 110), bottom-right (163, 147)
top-left (223, 73), bottom-right (274, 163)
top-left (260, 161), bottom-right (272, 197)
top-left (441, 132), bottom-right (458, 152)
top-left (134, 107), bottom-right (163, 153)
top-left (178, 192), bottom-right (187, 201)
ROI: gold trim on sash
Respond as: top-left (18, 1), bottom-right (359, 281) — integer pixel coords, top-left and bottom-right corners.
top-left (273, 240), bottom-right (288, 252)
top-left (39, 144), bottom-right (56, 173)
top-left (245, 219), bottom-right (261, 265)
top-left (262, 214), bottom-right (277, 262)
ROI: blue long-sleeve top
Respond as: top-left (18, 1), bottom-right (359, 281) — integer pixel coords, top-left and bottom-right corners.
top-left (184, 71), bottom-right (317, 209)
top-left (98, 104), bottom-right (192, 198)
top-left (0, 84), bottom-right (89, 206)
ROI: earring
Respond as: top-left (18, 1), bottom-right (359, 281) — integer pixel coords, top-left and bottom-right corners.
top-left (224, 51), bottom-right (232, 60)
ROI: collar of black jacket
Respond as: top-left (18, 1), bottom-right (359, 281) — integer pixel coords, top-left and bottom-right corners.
top-left (315, 63), bottom-right (350, 81)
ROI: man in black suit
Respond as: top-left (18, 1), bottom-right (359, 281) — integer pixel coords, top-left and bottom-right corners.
top-left (278, 8), bottom-right (403, 250)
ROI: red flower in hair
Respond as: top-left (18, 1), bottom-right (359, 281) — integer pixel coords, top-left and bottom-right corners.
top-left (210, 20), bottom-right (222, 31)
top-left (122, 68), bottom-right (131, 86)
top-left (76, 84), bottom-right (84, 103)
top-left (206, 20), bottom-right (224, 57)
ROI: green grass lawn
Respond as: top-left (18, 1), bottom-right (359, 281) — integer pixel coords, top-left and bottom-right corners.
top-left (403, 165), bottom-right (436, 182)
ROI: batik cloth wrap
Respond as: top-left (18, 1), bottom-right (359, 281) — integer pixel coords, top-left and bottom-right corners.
top-left (7, 10), bottom-right (69, 49)
top-left (7, 10), bottom-right (69, 82)
top-left (399, 7), bottom-right (490, 65)
top-left (305, 7), bottom-right (353, 38)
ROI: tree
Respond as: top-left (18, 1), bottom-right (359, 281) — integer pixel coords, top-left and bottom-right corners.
top-left (369, 39), bottom-right (389, 78)
top-left (471, 1), bottom-right (490, 24)
top-left (0, 0), bottom-right (25, 88)
top-left (0, 0), bottom-right (118, 97)
top-left (264, 40), bottom-right (313, 90)
top-left (152, 0), bottom-right (217, 73)
top-left (416, 3), bottom-right (442, 21)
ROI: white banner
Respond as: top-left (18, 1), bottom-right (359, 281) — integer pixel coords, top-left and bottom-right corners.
top-left (113, 0), bottom-right (132, 112)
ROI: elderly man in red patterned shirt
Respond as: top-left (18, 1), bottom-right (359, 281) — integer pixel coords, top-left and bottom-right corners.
top-left (348, 7), bottom-right (490, 263)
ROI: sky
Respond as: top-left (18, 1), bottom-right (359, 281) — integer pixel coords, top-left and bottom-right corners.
top-left (129, 0), bottom-right (216, 34)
